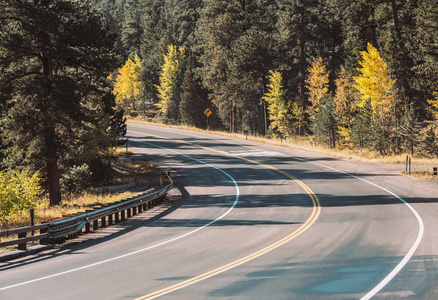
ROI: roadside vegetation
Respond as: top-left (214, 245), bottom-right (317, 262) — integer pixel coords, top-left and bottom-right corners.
top-left (0, 149), bottom-right (160, 232)
top-left (2, 0), bottom-right (438, 234)
top-left (109, 1), bottom-right (438, 163)
top-left (129, 118), bottom-right (438, 179)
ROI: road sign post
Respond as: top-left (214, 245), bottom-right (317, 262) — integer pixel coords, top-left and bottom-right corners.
top-left (204, 108), bottom-right (212, 130)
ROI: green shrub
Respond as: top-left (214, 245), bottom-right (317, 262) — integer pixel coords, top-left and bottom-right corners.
top-left (60, 164), bottom-right (92, 194)
top-left (0, 170), bottom-right (42, 221)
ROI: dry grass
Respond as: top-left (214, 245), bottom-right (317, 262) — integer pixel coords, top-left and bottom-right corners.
top-left (128, 117), bottom-right (438, 179)
top-left (112, 160), bottom-right (159, 185)
top-left (1, 192), bottom-right (132, 231)
top-left (0, 191), bottom-right (132, 252)
top-left (403, 168), bottom-right (436, 180)
top-left (1, 151), bottom-right (160, 234)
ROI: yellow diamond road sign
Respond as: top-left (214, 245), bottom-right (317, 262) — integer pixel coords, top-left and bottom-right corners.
top-left (204, 108), bottom-right (212, 117)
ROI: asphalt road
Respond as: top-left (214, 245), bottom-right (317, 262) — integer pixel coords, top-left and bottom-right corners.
top-left (0, 123), bottom-right (437, 299)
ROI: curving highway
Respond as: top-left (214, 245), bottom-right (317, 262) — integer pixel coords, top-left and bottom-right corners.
top-left (0, 123), bottom-right (437, 299)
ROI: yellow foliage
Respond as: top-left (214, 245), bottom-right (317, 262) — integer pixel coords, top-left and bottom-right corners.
top-left (306, 57), bottom-right (329, 111)
top-left (428, 92), bottom-right (438, 120)
top-left (112, 54), bottom-right (144, 110)
top-left (263, 70), bottom-right (290, 135)
top-left (337, 126), bottom-right (351, 141)
top-left (0, 170), bottom-right (42, 224)
top-left (156, 45), bottom-right (185, 115)
top-left (353, 43), bottom-right (395, 117)
top-left (333, 66), bottom-right (358, 128)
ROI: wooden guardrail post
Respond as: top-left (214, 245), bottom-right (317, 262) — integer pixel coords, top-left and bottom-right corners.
top-left (115, 211), bottom-right (120, 223)
top-left (127, 207), bottom-right (132, 218)
top-left (40, 224), bottom-right (48, 244)
top-left (17, 232), bottom-right (27, 250)
top-left (93, 219), bottom-right (98, 231)
top-left (85, 222), bottom-right (91, 233)
top-left (0, 174), bottom-right (172, 250)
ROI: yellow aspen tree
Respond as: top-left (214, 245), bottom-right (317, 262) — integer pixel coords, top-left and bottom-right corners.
top-left (353, 43), bottom-right (395, 118)
top-left (156, 45), bottom-right (185, 120)
top-left (263, 70), bottom-right (290, 136)
top-left (305, 57), bottom-right (329, 114)
top-left (112, 54), bottom-right (144, 111)
top-left (333, 66), bottom-right (358, 144)
top-left (428, 92), bottom-right (438, 121)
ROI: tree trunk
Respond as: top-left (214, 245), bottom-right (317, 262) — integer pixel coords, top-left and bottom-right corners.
top-left (41, 51), bottom-right (62, 206)
top-left (368, 4), bottom-right (378, 48)
top-left (299, 38), bottom-right (306, 104)
top-left (45, 128), bottom-right (61, 207)
top-left (391, 0), bottom-right (402, 42)
top-left (262, 75), bottom-right (268, 136)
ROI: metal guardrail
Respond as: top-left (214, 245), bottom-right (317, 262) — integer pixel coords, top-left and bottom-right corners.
top-left (0, 224), bottom-right (49, 250)
top-left (0, 173), bottom-right (173, 250)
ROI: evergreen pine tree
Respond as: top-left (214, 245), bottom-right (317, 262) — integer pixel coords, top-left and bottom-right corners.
top-left (351, 99), bottom-right (373, 149)
top-left (120, 0), bottom-right (144, 57)
top-left (424, 127), bottom-right (437, 158)
top-left (399, 104), bottom-right (420, 155)
top-left (179, 56), bottom-right (208, 128)
top-left (312, 94), bottom-right (337, 148)
top-left (0, 0), bottom-right (123, 206)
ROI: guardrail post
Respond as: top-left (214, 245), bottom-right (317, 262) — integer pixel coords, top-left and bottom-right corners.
top-left (93, 219), bottom-right (98, 231)
top-left (17, 232), bottom-right (27, 250)
top-left (85, 222), bottom-right (91, 233)
top-left (30, 209), bottom-right (35, 237)
top-left (40, 224), bottom-right (49, 244)
top-left (15, 174), bottom-right (173, 245)
top-left (115, 211), bottom-right (120, 223)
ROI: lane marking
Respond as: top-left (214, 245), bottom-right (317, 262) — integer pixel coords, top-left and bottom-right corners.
top-left (131, 124), bottom-right (425, 298)
top-left (299, 159), bottom-right (424, 300)
top-left (0, 140), bottom-right (240, 292)
top-left (228, 150), bottom-right (286, 157)
top-left (130, 130), bottom-right (321, 300)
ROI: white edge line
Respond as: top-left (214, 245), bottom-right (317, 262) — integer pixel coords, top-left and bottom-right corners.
top-left (130, 124), bottom-right (424, 298)
top-left (0, 139), bottom-right (240, 292)
top-left (300, 159), bottom-right (424, 299)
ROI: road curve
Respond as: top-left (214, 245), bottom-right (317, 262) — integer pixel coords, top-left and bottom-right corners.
top-left (0, 123), bottom-right (437, 299)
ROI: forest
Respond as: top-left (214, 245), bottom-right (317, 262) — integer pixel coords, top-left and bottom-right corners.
top-left (0, 0), bottom-right (438, 209)
top-left (105, 0), bottom-right (438, 157)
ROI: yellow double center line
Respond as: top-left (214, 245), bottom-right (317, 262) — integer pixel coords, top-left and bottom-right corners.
top-left (130, 131), bottom-right (321, 300)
